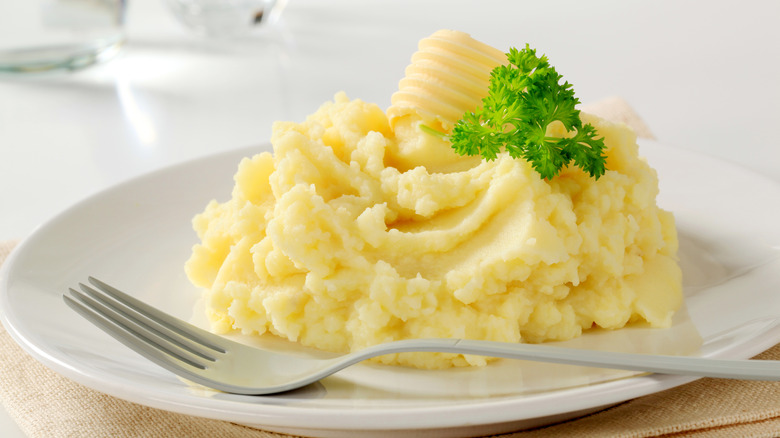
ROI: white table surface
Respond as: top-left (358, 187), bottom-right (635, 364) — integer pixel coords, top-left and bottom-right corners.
top-left (0, 0), bottom-right (778, 436)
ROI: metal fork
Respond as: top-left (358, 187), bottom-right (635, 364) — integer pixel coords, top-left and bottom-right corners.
top-left (63, 277), bottom-right (780, 395)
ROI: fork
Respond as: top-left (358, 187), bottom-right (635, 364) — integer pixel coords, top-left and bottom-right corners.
top-left (63, 277), bottom-right (780, 395)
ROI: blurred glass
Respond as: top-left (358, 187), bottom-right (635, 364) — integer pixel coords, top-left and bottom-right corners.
top-left (0, 0), bottom-right (126, 74)
top-left (165, 0), bottom-right (284, 38)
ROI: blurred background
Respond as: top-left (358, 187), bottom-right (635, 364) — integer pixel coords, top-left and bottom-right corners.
top-left (1, 0), bottom-right (778, 236)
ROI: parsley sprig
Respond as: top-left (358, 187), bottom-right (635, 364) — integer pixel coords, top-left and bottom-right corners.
top-left (447, 45), bottom-right (607, 180)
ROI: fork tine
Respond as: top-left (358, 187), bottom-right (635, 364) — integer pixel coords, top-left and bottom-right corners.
top-left (63, 290), bottom-right (209, 371)
top-left (86, 277), bottom-right (226, 354)
top-left (76, 283), bottom-right (217, 362)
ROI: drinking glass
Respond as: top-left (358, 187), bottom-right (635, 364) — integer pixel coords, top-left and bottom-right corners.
top-left (0, 0), bottom-right (126, 74)
top-left (165, 0), bottom-right (283, 38)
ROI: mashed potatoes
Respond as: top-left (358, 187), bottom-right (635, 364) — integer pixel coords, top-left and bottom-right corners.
top-left (185, 31), bottom-right (682, 369)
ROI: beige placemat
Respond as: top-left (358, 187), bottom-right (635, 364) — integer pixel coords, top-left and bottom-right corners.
top-left (2, 99), bottom-right (779, 437)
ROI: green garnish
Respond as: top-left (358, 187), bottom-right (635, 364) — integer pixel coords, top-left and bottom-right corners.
top-left (419, 123), bottom-right (448, 139)
top-left (447, 44), bottom-right (607, 180)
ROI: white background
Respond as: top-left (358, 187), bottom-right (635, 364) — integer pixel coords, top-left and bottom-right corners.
top-left (0, 0), bottom-right (778, 435)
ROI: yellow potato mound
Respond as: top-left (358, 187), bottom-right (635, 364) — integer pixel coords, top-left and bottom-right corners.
top-left (185, 90), bottom-right (682, 369)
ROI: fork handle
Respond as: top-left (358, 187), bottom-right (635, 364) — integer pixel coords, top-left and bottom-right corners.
top-left (357, 338), bottom-right (780, 381)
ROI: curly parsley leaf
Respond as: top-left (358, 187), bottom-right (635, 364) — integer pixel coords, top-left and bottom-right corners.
top-left (448, 44), bottom-right (607, 180)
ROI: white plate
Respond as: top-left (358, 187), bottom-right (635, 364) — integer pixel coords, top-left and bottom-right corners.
top-left (2, 140), bottom-right (780, 437)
